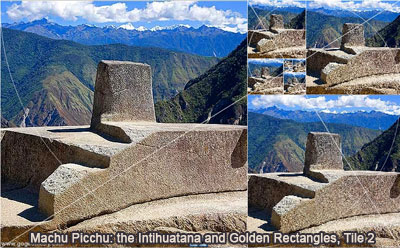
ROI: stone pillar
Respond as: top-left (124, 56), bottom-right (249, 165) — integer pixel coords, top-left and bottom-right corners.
top-left (304, 132), bottom-right (344, 174)
top-left (270, 14), bottom-right (284, 32)
top-left (261, 67), bottom-right (270, 78)
top-left (91, 60), bottom-right (156, 129)
top-left (341, 23), bottom-right (365, 48)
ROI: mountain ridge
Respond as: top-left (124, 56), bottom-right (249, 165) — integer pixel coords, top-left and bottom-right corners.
top-left (347, 118), bottom-right (400, 172)
top-left (1, 28), bottom-right (218, 126)
top-left (3, 19), bottom-right (245, 57)
top-left (155, 39), bottom-right (247, 125)
top-left (251, 106), bottom-right (398, 130)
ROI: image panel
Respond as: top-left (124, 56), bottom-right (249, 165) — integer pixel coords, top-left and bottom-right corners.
top-left (283, 59), bottom-right (306, 94)
top-left (247, 0), bottom-right (306, 58)
top-left (306, 0), bottom-right (400, 94)
top-left (248, 59), bottom-right (284, 94)
top-left (1, 1), bottom-right (249, 244)
top-left (247, 94), bottom-right (400, 246)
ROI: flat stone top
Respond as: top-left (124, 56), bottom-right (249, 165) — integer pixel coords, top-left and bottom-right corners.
top-left (308, 48), bottom-right (354, 60)
top-left (309, 131), bottom-right (339, 136)
top-left (249, 173), bottom-right (327, 192)
top-left (2, 126), bottom-right (130, 154)
top-left (2, 123), bottom-right (246, 156)
top-left (100, 60), bottom-right (149, 66)
top-left (103, 121), bottom-right (247, 132)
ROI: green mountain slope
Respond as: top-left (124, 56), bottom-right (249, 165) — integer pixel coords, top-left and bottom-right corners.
top-left (154, 40), bottom-right (247, 125)
top-left (307, 11), bottom-right (388, 48)
top-left (289, 10), bottom-right (305, 29)
top-left (248, 112), bottom-right (382, 173)
top-left (366, 15), bottom-right (400, 47)
top-left (347, 118), bottom-right (400, 172)
top-left (1, 28), bottom-right (218, 126)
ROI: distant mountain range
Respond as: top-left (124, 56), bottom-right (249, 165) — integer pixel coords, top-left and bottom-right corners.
top-left (248, 7), bottom-right (304, 30)
top-left (155, 40), bottom-right (247, 125)
top-left (348, 118), bottom-right (400, 172)
top-left (307, 11), bottom-right (389, 48)
top-left (308, 8), bottom-right (399, 22)
top-left (1, 28), bottom-right (218, 127)
top-left (3, 19), bottom-right (245, 57)
top-left (248, 112), bottom-right (381, 173)
top-left (366, 15), bottom-right (400, 47)
top-left (251, 107), bottom-right (399, 130)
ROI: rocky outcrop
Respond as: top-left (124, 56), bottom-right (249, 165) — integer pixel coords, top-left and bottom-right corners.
top-left (248, 132), bottom-right (400, 233)
top-left (307, 23), bottom-right (400, 94)
top-left (248, 15), bottom-right (306, 58)
top-left (1, 61), bottom-right (247, 242)
top-left (248, 76), bottom-right (283, 94)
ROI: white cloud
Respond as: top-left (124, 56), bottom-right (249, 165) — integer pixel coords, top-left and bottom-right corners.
top-left (309, 0), bottom-right (400, 12)
top-left (251, 95), bottom-right (400, 115)
top-left (249, 0), bottom-right (305, 8)
top-left (7, 1), bottom-right (247, 33)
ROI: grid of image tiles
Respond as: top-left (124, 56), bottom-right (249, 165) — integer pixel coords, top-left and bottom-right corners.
top-left (247, 0), bottom-right (400, 243)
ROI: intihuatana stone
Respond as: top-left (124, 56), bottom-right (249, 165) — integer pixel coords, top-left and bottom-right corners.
top-left (341, 23), bottom-right (365, 48)
top-left (261, 67), bottom-right (270, 78)
top-left (270, 14), bottom-right (284, 32)
top-left (304, 132), bottom-right (343, 175)
top-left (91, 60), bottom-right (156, 129)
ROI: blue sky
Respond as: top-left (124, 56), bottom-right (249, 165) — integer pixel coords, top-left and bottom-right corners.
top-left (248, 95), bottom-right (400, 115)
top-left (1, 1), bottom-right (247, 32)
top-left (307, 0), bottom-right (400, 12)
top-left (249, 0), bottom-right (400, 12)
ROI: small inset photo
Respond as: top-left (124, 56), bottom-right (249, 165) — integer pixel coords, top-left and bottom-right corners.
top-left (284, 71), bottom-right (306, 94)
top-left (247, 0), bottom-right (306, 58)
top-left (248, 59), bottom-right (284, 94)
top-left (247, 95), bottom-right (400, 246)
top-left (284, 59), bottom-right (306, 73)
top-left (306, 0), bottom-right (400, 94)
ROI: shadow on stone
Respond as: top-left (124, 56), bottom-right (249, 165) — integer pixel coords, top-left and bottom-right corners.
top-left (18, 206), bottom-right (48, 222)
top-left (231, 130), bottom-right (247, 168)
top-left (390, 175), bottom-right (400, 198)
top-left (277, 173), bottom-right (303, 177)
top-left (48, 127), bottom-right (90, 133)
top-left (2, 188), bottom-right (48, 222)
top-left (48, 127), bottom-right (127, 143)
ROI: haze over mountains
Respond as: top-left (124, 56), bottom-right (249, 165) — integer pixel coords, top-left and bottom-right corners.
top-left (3, 18), bottom-right (246, 57)
top-left (251, 106), bottom-right (399, 130)
top-left (1, 28), bottom-right (219, 126)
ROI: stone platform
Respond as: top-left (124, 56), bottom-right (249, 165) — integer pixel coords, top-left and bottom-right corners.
top-left (248, 76), bottom-right (283, 94)
top-left (306, 23), bottom-right (400, 94)
top-left (247, 15), bottom-right (305, 58)
top-left (1, 60), bottom-right (247, 243)
top-left (248, 132), bottom-right (400, 234)
top-left (248, 208), bottom-right (400, 247)
top-left (2, 189), bottom-right (246, 242)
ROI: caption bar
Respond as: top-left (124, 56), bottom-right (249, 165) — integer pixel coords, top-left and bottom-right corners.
top-left (27, 231), bottom-right (376, 246)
